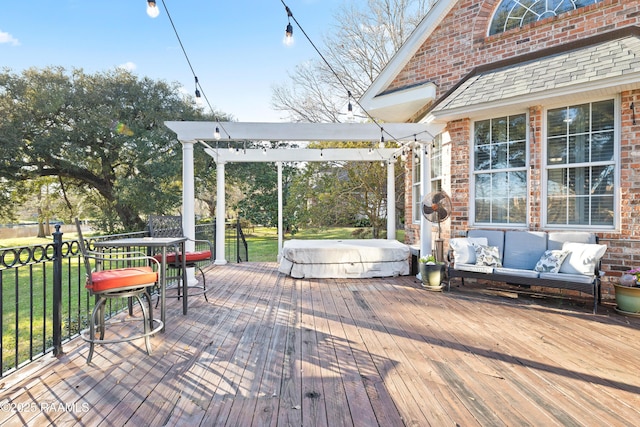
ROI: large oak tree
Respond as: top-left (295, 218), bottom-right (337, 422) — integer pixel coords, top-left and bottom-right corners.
top-left (0, 66), bottom-right (220, 232)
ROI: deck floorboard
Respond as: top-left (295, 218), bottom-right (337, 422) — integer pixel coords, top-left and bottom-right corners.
top-left (1, 262), bottom-right (639, 426)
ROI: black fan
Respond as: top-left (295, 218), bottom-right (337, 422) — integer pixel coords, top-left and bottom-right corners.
top-left (421, 191), bottom-right (452, 261)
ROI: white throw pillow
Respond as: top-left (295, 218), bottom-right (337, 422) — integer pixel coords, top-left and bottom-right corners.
top-left (534, 250), bottom-right (570, 273)
top-left (560, 242), bottom-right (607, 275)
top-left (449, 237), bottom-right (488, 264)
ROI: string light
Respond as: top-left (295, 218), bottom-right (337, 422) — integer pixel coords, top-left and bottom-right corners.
top-left (214, 127), bottom-right (221, 140)
top-left (284, 6), bottom-right (294, 46)
top-left (347, 91), bottom-right (354, 121)
top-left (146, 0), bottom-right (160, 18)
top-left (194, 76), bottom-right (202, 106)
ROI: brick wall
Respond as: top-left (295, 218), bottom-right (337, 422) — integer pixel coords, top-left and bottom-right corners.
top-left (397, 0), bottom-right (640, 300)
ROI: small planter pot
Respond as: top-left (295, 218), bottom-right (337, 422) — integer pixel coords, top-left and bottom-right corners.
top-left (419, 263), bottom-right (445, 291)
top-left (613, 283), bottom-right (640, 316)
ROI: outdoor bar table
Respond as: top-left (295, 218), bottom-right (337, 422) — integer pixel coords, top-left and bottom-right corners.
top-left (94, 236), bottom-right (188, 332)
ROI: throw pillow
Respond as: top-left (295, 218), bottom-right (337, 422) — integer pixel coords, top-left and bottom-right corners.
top-left (560, 242), bottom-right (607, 275)
top-left (473, 244), bottom-right (502, 267)
top-left (449, 237), bottom-right (488, 264)
top-left (534, 250), bottom-right (570, 273)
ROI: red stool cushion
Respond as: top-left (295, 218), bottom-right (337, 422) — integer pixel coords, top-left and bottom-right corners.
top-left (153, 250), bottom-right (212, 264)
top-left (88, 266), bottom-right (158, 292)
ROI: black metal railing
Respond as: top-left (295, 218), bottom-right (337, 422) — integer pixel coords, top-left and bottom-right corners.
top-left (0, 219), bottom-right (249, 378)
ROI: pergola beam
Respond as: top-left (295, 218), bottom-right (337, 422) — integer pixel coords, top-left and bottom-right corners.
top-left (165, 121), bottom-right (443, 143)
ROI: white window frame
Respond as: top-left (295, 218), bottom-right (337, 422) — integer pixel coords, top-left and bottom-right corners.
top-left (412, 148), bottom-right (421, 224)
top-left (470, 112), bottom-right (530, 228)
top-left (541, 96), bottom-right (620, 230)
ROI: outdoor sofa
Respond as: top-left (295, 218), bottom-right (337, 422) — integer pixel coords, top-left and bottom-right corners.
top-left (447, 230), bottom-right (607, 313)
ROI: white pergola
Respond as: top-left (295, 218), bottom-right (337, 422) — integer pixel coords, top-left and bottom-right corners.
top-left (165, 121), bottom-right (445, 264)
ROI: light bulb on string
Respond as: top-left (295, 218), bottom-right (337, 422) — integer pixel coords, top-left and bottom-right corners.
top-left (214, 127), bottom-right (221, 140)
top-left (146, 0), bottom-right (160, 18)
top-left (346, 91), bottom-right (354, 121)
top-left (194, 76), bottom-right (202, 106)
top-left (284, 6), bottom-right (294, 46)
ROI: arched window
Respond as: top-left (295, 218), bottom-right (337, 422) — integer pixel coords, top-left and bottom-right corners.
top-left (489, 0), bottom-right (603, 36)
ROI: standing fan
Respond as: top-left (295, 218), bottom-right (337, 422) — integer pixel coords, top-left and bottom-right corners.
top-left (421, 191), bottom-right (452, 262)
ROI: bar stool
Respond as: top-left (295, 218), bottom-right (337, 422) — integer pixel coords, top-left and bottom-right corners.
top-left (75, 219), bottom-right (163, 364)
top-left (148, 215), bottom-right (214, 302)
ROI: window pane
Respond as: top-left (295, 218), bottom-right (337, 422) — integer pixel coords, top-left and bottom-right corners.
top-left (492, 142), bottom-right (508, 169)
top-left (547, 137), bottom-right (566, 164)
top-left (475, 120), bottom-right (490, 145)
top-left (592, 99), bottom-right (615, 131)
top-left (592, 131), bottom-right (614, 162)
top-left (509, 114), bottom-right (526, 141)
top-left (591, 196), bottom-right (614, 225)
top-left (568, 103), bottom-right (589, 134)
top-left (547, 108), bottom-right (566, 137)
top-left (568, 134), bottom-right (589, 164)
top-left (509, 197), bottom-right (527, 223)
top-left (492, 117), bottom-right (507, 143)
top-left (475, 145), bottom-right (491, 170)
top-left (508, 140), bottom-right (526, 167)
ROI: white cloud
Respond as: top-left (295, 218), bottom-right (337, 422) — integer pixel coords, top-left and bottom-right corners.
top-left (117, 62), bottom-right (137, 72)
top-left (0, 30), bottom-right (20, 46)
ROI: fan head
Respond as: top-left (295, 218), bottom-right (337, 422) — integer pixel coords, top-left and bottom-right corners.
top-left (421, 191), bottom-right (452, 223)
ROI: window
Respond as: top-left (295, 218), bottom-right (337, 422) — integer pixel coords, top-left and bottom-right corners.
top-left (473, 114), bottom-right (528, 225)
top-left (545, 99), bottom-right (615, 227)
top-left (489, 0), bottom-right (604, 36)
top-left (430, 135), bottom-right (443, 194)
top-left (412, 148), bottom-right (421, 223)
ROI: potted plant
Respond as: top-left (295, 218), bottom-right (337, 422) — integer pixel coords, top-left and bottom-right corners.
top-left (614, 268), bottom-right (640, 316)
top-left (419, 255), bottom-right (445, 291)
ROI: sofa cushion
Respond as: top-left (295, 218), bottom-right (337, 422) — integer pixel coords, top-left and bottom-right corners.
top-left (493, 267), bottom-right (540, 278)
top-left (534, 250), bottom-right (570, 274)
top-left (538, 272), bottom-right (595, 284)
top-left (547, 231), bottom-right (596, 250)
top-left (473, 244), bottom-right (502, 267)
top-left (454, 263), bottom-right (494, 274)
top-left (449, 237), bottom-right (488, 265)
top-left (560, 242), bottom-right (607, 275)
top-left (503, 231), bottom-right (547, 270)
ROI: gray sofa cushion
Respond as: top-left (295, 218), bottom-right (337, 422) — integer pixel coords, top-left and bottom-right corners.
top-left (502, 230), bottom-right (547, 270)
top-left (493, 267), bottom-right (540, 279)
top-left (547, 231), bottom-right (596, 250)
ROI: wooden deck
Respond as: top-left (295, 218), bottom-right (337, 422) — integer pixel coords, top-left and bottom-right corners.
top-left (1, 262), bottom-right (640, 426)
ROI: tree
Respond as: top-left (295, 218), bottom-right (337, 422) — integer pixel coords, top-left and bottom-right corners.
top-left (272, 0), bottom-right (433, 122)
top-left (0, 66), bottom-right (222, 232)
top-left (272, 1), bottom-right (432, 234)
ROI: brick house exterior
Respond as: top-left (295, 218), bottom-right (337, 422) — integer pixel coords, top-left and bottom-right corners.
top-left (361, 0), bottom-right (640, 301)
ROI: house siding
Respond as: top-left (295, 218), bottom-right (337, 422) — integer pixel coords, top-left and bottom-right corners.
top-left (398, 0), bottom-right (640, 299)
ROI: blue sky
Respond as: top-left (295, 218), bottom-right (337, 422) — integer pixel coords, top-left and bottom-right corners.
top-left (0, 0), bottom-right (349, 122)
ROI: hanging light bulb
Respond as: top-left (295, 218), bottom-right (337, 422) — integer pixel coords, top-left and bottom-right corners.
top-left (194, 76), bottom-right (202, 106)
top-left (284, 6), bottom-right (294, 46)
top-left (379, 127), bottom-right (385, 149)
top-left (214, 127), bottom-right (221, 140)
top-left (347, 91), bottom-right (354, 121)
top-left (146, 0), bottom-right (160, 18)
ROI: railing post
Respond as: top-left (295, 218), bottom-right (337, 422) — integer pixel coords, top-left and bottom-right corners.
top-left (236, 218), bottom-right (240, 263)
top-left (52, 224), bottom-right (64, 356)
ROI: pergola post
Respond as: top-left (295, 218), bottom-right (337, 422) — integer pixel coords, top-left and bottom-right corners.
top-left (215, 161), bottom-right (227, 265)
top-left (387, 159), bottom-right (396, 240)
top-left (181, 141), bottom-right (197, 284)
top-left (277, 161), bottom-right (284, 260)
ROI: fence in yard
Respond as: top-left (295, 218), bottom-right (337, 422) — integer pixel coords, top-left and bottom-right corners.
top-left (0, 219), bottom-right (246, 378)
